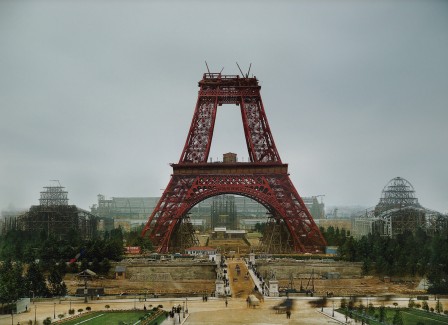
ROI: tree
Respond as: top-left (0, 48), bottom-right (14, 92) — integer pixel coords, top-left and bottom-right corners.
top-left (254, 222), bottom-right (266, 234)
top-left (48, 266), bottom-right (67, 297)
top-left (90, 258), bottom-right (100, 273)
top-left (68, 261), bottom-right (79, 274)
top-left (339, 236), bottom-right (357, 262)
top-left (125, 226), bottom-right (153, 251)
top-left (435, 299), bottom-right (443, 313)
top-left (422, 301), bottom-right (429, 312)
top-left (362, 258), bottom-right (372, 275)
top-left (379, 305), bottom-right (386, 322)
top-left (39, 235), bottom-right (61, 264)
top-left (22, 245), bottom-right (37, 263)
top-left (348, 298), bottom-right (355, 310)
top-left (368, 303), bottom-right (375, 316)
top-left (110, 227), bottom-right (124, 242)
top-left (25, 262), bottom-right (49, 298)
top-left (0, 260), bottom-right (12, 303)
top-left (0, 259), bottom-right (25, 304)
top-left (357, 303), bottom-right (365, 315)
top-left (80, 258), bottom-right (90, 271)
top-left (427, 235), bottom-right (448, 294)
top-left (104, 240), bottom-right (124, 261)
top-left (99, 258), bottom-right (111, 275)
top-left (324, 226), bottom-right (336, 245)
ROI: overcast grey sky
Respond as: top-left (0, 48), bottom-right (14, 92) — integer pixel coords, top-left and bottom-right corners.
top-left (1, 0), bottom-right (447, 214)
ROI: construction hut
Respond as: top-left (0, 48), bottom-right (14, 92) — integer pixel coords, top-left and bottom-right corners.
top-left (115, 266), bottom-right (127, 279)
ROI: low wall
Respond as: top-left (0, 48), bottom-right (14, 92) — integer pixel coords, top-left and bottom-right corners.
top-left (124, 262), bottom-right (216, 282)
top-left (256, 259), bottom-right (362, 279)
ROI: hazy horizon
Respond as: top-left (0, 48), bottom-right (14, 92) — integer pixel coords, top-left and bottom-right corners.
top-left (1, 1), bottom-right (447, 214)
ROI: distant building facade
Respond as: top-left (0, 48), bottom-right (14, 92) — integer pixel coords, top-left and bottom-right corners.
top-left (91, 194), bottom-right (325, 232)
top-left (91, 195), bottom-right (159, 232)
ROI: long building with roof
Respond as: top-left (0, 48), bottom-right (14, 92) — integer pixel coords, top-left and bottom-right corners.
top-left (91, 194), bottom-right (325, 232)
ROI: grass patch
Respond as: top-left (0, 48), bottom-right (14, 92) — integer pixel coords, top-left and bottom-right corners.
top-left (60, 311), bottom-right (150, 325)
top-left (150, 312), bottom-right (168, 325)
top-left (401, 309), bottom-right (448, 325)
top-left (337, 307), bottom-right (448, 325)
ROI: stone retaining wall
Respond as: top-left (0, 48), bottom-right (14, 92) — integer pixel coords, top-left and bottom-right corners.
top-left (125, 263), bottom-right (216, 282)
top-left (256, 260), bottom-right (362, 279)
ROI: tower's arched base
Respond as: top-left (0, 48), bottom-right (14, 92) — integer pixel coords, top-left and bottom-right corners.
top-left (142, 163), bottom-right (326, 254)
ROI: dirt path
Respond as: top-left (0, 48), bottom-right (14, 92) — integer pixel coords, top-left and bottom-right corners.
top-left (227, 260), bottom-right (255, 299)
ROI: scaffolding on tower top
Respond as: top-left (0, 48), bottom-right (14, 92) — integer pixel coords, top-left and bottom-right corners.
top-left (39, 180), bottom-right (69, 207)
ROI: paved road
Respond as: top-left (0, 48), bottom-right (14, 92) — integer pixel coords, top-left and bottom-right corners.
top-left (2, 295), bottom-right (444, 325)
top-left (0, 297), bottom-right (343, 325)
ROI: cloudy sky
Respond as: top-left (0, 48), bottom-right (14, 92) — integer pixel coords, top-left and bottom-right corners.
top-left (1, 0), bottom-right (447, 214)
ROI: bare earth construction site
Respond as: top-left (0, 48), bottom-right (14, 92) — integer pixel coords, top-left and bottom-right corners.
top-left (65, 256), bottom-right (426, 298)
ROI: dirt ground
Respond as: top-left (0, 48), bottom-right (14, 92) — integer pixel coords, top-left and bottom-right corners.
top-left (65, 276), bottom-right (216, 297)
top-left (66, 272), bottom-right (426, 298)
top-left (280, 277), bottom-right (426, 297)
top-left (23, 256), bottom-right (430, 325)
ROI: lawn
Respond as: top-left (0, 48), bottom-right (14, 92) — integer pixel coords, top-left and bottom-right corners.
top-left (337, 307), bottom-right (448, 325)
top-left (59, 310), bottom-right (164, 325)
top-left (400, 309), bottom-right (448, 325)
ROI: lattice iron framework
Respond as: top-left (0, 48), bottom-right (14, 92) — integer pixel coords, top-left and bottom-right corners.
top-left (39, 181), bottom-right (69, 206)
top-left (352, 176), bottom-right (447, 238)
top-left (142, 72), bottom-right (326, 253)
top-left (14, 182), bottom-right (97, 239)
top-left (375, 177), bottom-right (420, 214)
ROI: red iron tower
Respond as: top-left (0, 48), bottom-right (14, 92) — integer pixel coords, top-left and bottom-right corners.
top-left (142, 72), bottom-right (326, 253)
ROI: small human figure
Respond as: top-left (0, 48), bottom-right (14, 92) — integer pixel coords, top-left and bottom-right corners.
top-left (286, 310), bottom-right (291, 319)
top-left (225, 299), bottom-right (228, 307)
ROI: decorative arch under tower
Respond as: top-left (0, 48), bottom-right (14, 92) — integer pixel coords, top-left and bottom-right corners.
top-left (141, 72), bottom-right (326, 253)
